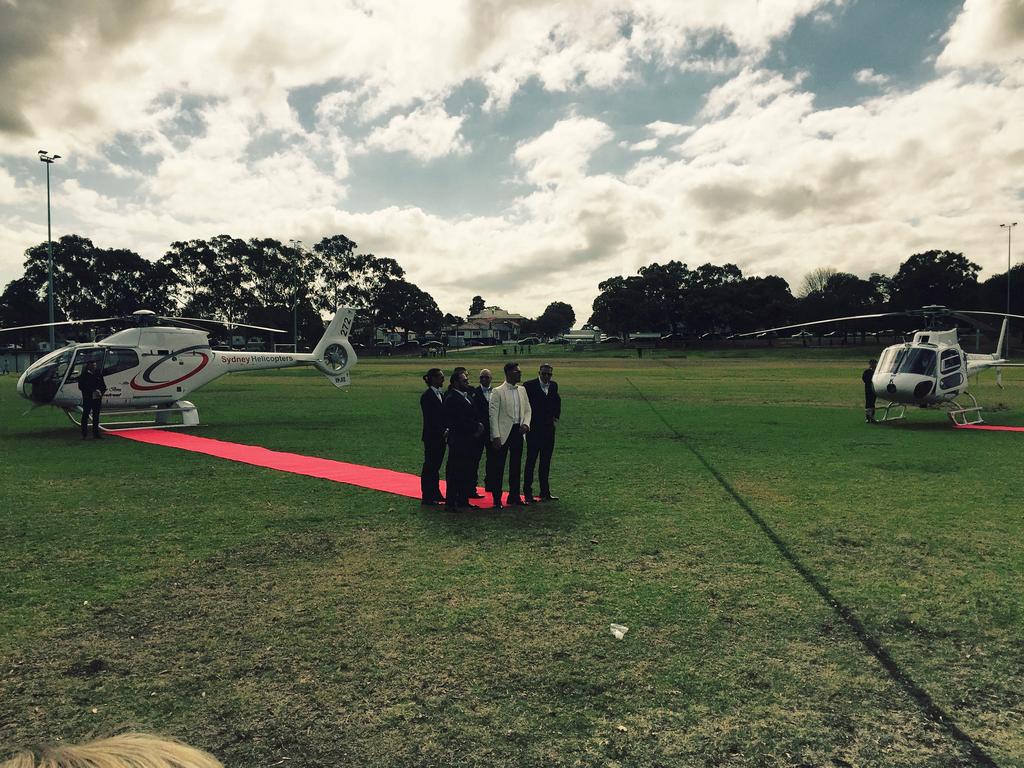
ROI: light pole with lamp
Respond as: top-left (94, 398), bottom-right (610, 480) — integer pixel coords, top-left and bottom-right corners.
top-left (1002, 221), bottom-right (1018, 358)
top-left (38, 150), bottom-right (61, 349)
top-left (288, 239), bottom-right (302, 353)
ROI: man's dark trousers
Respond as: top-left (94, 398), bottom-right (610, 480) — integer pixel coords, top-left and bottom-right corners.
top-left (524, 424), bottom-right (555, 498)
top-left (489, 428), bottom-right (524, 501)
top-left (445, 438), bottom-right (474, 505)
top-left (421, 436), bottom-right (446, 502)
top-left (81, 397), bottom-right (102, 437)
top-left (470, 388), bottom-right (490, 493)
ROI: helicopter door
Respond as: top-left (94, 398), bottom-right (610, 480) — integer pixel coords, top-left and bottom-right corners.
top-left (99, 347), bottom-right (140, 407)
top-left (57, 347), bottom-right (107, 406)
top-left (936, 348), bottom-right (965, 397)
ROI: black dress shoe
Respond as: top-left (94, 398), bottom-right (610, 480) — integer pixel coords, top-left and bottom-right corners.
top-left (506, 497), bottom-right (524, 506)
top-left (540, 494), bottom-right (559, 501)
top-left (421, 500), bottom-right (444, 507)
top-left (523, 495), bottom-right (537, 504)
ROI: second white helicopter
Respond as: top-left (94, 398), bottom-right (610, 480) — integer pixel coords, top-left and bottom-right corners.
top-left (739, 306), bottom-right (1024, 425)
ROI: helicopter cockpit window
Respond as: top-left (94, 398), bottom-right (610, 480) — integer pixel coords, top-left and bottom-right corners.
top-left (940, 349), bottom-right (961, 375)
top-left (21, 349), bottom-right (73, 404)
top-left (103, 348), bottom-right (139, 375)
top-left (877, 347), bottom-right (907, 375)
top-left (65, 348), bottom-right (107, 384)
top-left (898, 348), bottom-right (936, 377)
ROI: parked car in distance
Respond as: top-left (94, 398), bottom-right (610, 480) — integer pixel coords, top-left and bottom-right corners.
top-left (600, 336), bottom-right (622, 343)
top-left (518, 336), bottom-right (540, 345)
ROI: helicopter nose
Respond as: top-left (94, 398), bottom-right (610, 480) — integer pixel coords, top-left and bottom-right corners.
top-left (878, 373), bottom-right (933, 403)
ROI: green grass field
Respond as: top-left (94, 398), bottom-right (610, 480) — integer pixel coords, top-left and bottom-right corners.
top-left (2, 349), bottom-right (1022, 767)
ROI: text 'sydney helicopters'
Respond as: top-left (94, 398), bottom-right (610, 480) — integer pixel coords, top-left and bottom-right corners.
top-left (2, 307), bottom-right (357, 430)
top-left (737, 306), bottom-right (1024, 426)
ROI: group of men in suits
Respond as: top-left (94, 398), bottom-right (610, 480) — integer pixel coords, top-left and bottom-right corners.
top-left (420, 361), bottom-right (561, 511)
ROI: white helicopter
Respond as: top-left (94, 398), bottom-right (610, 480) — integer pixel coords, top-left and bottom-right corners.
top-left (3, 308), bottom-right (357, 430)
top-left (738, 306), bottom-right (1024, 425)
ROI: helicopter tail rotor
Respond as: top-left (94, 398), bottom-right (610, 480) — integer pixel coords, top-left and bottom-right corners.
top-left (311, 308), bottom-right (358, 388)
top-left (996, 316), bottom-right (1009, 360)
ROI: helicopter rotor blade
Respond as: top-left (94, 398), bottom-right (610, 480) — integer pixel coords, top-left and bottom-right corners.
top-left (161, 316), bottom-right (288, 334)
top-left (0, 317), bottom-right (121, 333)
top-left (733, 312), bottom-right (905, 338)
top-left (949, 310), bottom-right (1024, 322)
top-left (152, 316), bottom-right (209, 331)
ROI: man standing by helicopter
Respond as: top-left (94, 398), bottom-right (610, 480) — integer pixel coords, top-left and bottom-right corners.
top-left (420, 368), bottom-right (447, 506)
top-left (78, 360), bottom-right (107, 439)
top-left (863, 358), bottom-right (877, 423)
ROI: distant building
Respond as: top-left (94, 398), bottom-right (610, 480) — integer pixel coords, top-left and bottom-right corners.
top-left (444, 306), bottom-right (525, 347)
top-left (373, 328), bottom-right (407, 345)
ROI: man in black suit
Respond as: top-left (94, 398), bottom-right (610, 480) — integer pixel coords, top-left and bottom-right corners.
top-left (523, 363), bottom-right (561, 502)
top-left (420, 367), bottom-right (447, 506)
top-left (444, 370), bottom-right (484, 510)
top-left (469, 369), bottom-right (493, 498)
top-left (78, 360), bottom-right (107, 440)
top-left (863, 358), bottom-right (877, 423)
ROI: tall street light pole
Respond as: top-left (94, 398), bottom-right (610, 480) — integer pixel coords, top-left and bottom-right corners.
top-left (38, 150), bottom-right (61, 349)
top-left (1003, 222), bottom-right (1018, 358)
top-left (289, 239), bottom-right (302, 353)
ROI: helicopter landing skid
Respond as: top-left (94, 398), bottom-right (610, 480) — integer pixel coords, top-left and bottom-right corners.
top-left (66, 400), bottom-right (200, 432)
top-left (880, 402), bottom-right (906, 422)
top-left (946, 394), bottom-right (984, 427)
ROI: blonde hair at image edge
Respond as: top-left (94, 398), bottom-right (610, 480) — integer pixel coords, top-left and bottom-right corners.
top-left (1, 733), bottom-right (223, 768)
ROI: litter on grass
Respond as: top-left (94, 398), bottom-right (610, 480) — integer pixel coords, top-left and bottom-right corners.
top-left (610, 623), bottom-right (629, 640)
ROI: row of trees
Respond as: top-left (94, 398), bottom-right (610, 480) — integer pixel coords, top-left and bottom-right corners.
top-left (4, 235), bottom-right (1014, 346)
top-left (0, 234), bottom-right (574, 346)
top-left (588, 251), bottom-right (1021, 337)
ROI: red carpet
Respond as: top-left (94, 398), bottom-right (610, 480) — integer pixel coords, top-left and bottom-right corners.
top-left (116, 429), bottom-right (503, 508)
top-left (954, 423), bottom-right (1024, 432)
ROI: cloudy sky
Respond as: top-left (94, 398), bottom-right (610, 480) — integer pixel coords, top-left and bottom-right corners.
top-left (1, 0), bottom-right (1023, 321)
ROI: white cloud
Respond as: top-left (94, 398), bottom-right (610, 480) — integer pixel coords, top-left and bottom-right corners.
top-left (646, 121), bottom-right (696, 139)
top-left (0, 166), bottom-right (31, 206)
top-left (1, 0), bottom-right (836, 154)
top-left (629, 139), bottom-right (659, 152)
top-left (854, 68), bottom-right (889, 86)
top-left (514, 116), bottom-right (614, 187)
top-left (939, 0), bottom-right (1024, 71)
top-left (360, 104), bottom-right (469, 161)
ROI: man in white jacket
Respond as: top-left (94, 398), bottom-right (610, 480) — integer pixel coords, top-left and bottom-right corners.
top-left (487, 360), bottom-right (532, 508)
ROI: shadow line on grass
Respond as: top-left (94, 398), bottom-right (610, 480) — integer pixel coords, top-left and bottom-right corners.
top-left (625, 377), bottom-right (999, 768)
